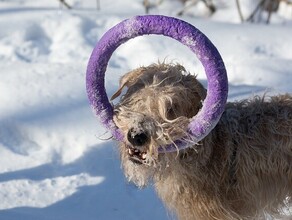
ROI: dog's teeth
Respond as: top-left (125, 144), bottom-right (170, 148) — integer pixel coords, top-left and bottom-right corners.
top-left (142, 153), bottom-right (147, 160)
top-left (128, 149), bottom-right (133, 156)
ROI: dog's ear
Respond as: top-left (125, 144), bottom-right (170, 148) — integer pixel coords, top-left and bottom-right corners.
top-left (111, 67), bottom-right (146, 101)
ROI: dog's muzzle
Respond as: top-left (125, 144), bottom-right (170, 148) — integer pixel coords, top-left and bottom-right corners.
top-left (127, 128), bottom-right (149, 164)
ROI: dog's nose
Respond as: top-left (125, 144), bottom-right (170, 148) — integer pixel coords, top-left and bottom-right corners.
top-left (127, 129), bottom-right (149, 147)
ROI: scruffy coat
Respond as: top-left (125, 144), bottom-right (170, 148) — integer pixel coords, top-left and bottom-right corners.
top-left (112, 63), bottom-right (292, 220)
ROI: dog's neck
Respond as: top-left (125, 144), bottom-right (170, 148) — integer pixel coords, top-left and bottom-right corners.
top-left (153, 123), bottom-right (235, 219)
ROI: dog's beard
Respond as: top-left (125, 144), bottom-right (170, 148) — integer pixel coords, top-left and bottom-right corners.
top-left (119, 142), bottom-right (158, 188)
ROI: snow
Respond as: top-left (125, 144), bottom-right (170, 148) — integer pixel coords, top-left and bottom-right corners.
top-left (0, 0), bottom-right (291, 219)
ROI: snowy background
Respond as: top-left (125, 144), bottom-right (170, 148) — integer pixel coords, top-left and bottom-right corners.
top-left (0, 0), bottom-right (291, 219)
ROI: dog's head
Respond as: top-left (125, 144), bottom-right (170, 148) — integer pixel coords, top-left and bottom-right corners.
top-left (112, 63), bottom-right (206, 186)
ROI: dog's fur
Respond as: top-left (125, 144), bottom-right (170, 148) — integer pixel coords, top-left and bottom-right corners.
top-left (112, 63), bottom-right (292, 220)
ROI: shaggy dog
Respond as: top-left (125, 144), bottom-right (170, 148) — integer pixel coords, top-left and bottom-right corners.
top-left (111, 63), bottom-right (292, 220)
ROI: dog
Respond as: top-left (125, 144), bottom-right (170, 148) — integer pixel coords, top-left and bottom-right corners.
top-left (111, 62), bottom-right (292, 220)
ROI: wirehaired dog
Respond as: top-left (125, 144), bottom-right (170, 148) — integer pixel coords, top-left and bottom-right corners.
top-left (111, 63), bottom-right (292, 220)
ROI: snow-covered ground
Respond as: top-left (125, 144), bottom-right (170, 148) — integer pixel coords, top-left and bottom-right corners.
top-left (0, 0), bottom-right (291, 219)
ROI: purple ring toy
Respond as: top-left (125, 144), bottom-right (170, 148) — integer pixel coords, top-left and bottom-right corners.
top-left (86, 15), bottom-right (228, 152)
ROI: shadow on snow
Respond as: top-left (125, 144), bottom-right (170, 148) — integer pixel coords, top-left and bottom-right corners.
top-left (0, 142), bottom-right (168, 220)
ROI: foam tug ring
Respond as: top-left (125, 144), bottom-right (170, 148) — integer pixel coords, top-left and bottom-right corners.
top-left (86, 15), bottom-right (228, 152)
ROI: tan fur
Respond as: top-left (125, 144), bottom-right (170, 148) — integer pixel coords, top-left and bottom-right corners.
top-left (113, 63), bottom-right (292, 220)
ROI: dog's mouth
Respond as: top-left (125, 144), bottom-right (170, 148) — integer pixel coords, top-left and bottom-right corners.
top-left (127, 146), bottom-right (147, 164)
